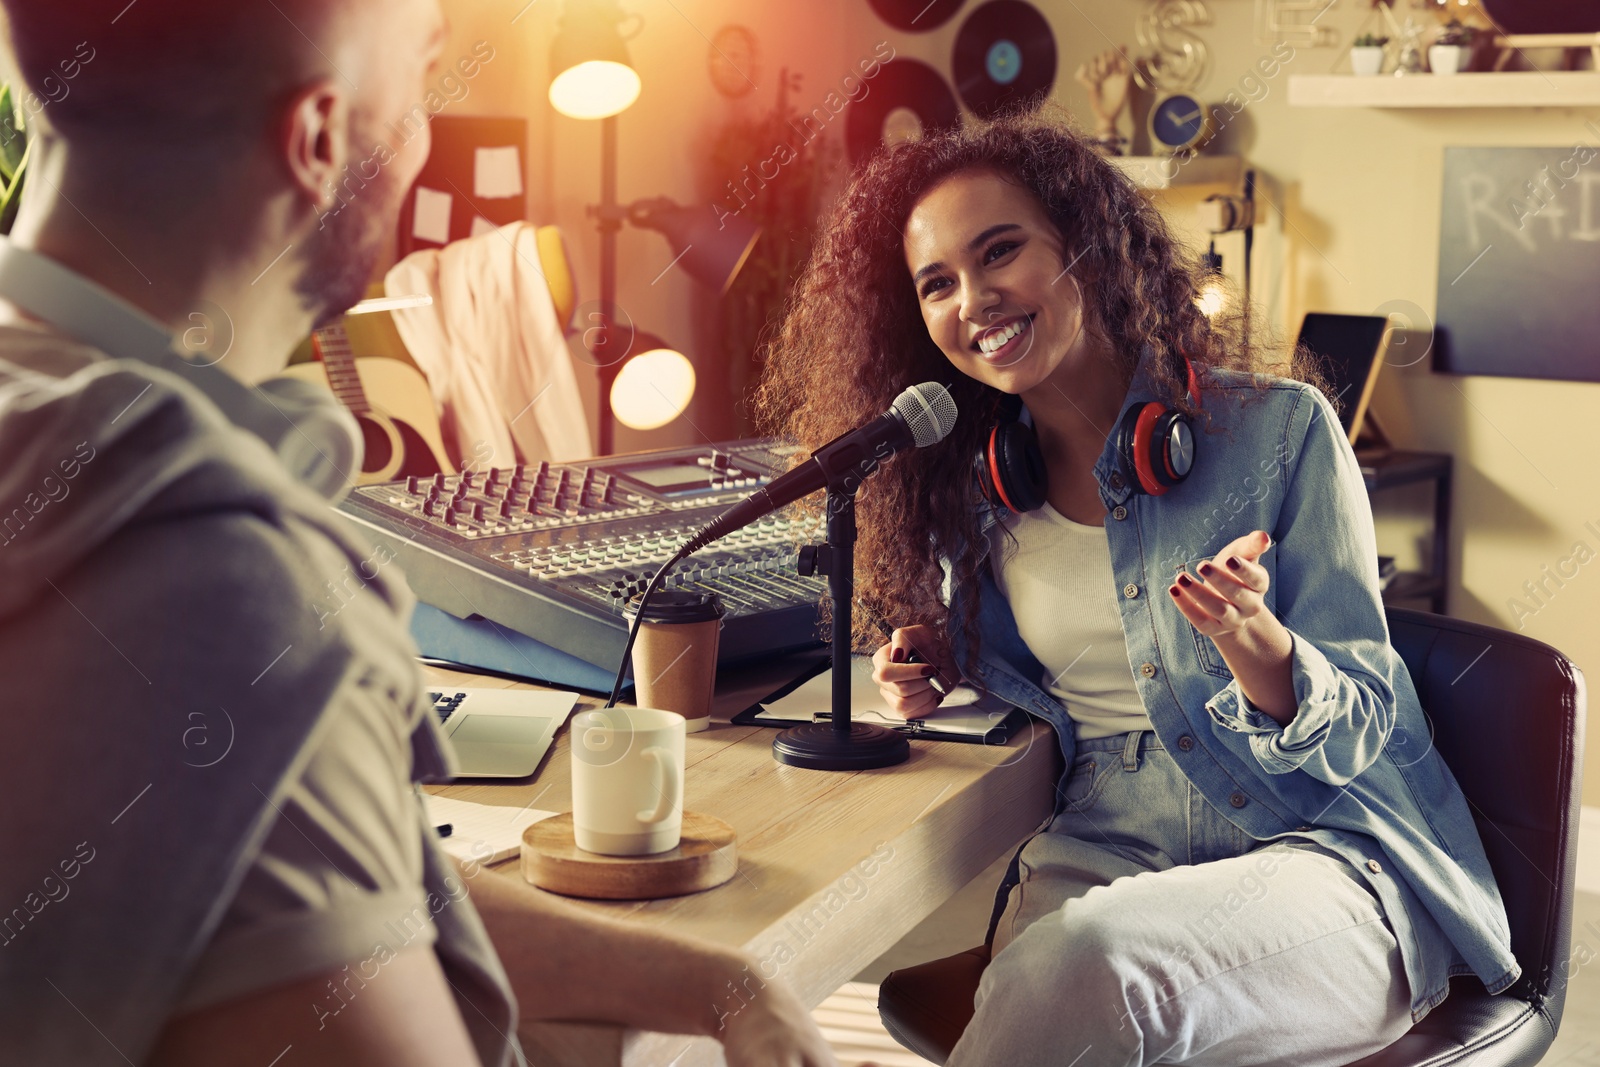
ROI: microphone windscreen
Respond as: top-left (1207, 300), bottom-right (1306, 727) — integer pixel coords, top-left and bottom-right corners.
top-left (891, 382), bottom-right (959, 448)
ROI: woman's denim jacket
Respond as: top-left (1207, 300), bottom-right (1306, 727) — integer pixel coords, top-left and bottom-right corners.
top-left (944, 349), bottom-right (1519, 1024)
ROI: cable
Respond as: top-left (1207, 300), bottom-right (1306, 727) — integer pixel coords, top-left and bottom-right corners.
top-left (602, 522), bottom-right (715, 709)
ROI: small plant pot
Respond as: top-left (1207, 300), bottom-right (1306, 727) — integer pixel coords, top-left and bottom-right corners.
top-left (1429, 44), bottom-right (1467, 75)
top-left (1350, 46), bottom-right (1386, 76)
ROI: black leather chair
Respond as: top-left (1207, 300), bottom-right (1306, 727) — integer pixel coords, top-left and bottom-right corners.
top-left (878, 607), bottom-right (1587, 1065)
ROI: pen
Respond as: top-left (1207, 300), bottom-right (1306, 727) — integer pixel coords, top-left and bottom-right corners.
top-left (873, 618), bottom-right (949, 696)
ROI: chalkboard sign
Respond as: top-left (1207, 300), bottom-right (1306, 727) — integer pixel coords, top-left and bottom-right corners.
top-left (1435, 145), bottom-right (1600, 383)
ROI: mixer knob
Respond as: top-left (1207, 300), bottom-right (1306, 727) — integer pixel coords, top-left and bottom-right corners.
top-left (443, 506), bottom-right (458, 526)
top-left (472, 503), bottom-right (486, 523)
top-left (422, 498), bottom-right (436, 518)
top-left (433, 472), bottom-right (447, 490)
top-left (460, 470), bottom-right (474, 488)
top-left (487, 467), bottom-right (501, 485)
top-left (406, 476), bottom-right (420, 494)
top-left (500, 500), bottom-right (513, 520)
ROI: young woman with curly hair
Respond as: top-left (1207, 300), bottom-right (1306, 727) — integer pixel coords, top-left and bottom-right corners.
top-left (753, 113), bottom-right (1518, 1066)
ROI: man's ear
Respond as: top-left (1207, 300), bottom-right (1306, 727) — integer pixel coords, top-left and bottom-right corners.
top-left (281, 81), bottom-right (349, 211)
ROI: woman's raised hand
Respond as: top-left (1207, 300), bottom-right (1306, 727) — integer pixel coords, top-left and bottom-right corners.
top-left (1168, 529), bottom-right (1274, 641)
top-left (870, 624), bottom-right (960, 719)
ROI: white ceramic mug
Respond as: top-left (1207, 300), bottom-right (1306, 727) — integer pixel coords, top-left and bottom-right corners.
top-left (570, 706), bottom-right (685, 856)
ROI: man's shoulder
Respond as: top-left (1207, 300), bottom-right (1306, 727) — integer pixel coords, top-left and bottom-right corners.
top-left (0, 320), bottom-right (106, 376)
top-left (64, 505), bottom-right (348, 690)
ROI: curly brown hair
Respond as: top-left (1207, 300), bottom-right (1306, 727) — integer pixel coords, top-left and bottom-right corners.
top-left (752, 109), bottom-right (1331, 671)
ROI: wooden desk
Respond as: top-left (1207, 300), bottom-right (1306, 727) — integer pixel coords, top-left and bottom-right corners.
top-left (423, 655), bottom-right (1060, 1066)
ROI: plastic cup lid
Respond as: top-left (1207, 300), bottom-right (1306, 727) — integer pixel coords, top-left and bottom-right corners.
top-left (624, 588), bottom-right (726, 624)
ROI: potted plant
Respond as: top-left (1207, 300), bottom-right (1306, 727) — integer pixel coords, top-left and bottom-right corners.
top-left (1350, 33), bottom-right (1389, 76)
top-left (1428, 20), bottom-right (1475, 75)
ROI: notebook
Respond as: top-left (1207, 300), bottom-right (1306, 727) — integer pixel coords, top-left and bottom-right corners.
top-left (733, 655), bottom-right (1029, 745)
top-left (421, 792), bottom-right (560, 865)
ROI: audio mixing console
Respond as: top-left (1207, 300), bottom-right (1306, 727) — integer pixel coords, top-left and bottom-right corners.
top-left (336, 439), bottom-right (830, 682)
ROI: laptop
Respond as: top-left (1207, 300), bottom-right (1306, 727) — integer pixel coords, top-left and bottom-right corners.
top-left (427, 687), bottom-right (578, 778)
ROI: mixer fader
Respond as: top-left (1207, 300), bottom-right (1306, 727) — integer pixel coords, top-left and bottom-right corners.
top-left (336, 440), bottom-right (831, 677)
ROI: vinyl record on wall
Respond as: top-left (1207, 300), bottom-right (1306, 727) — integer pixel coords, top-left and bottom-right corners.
top-left (1478, 0), bottom-right (1600, 34)
top-left (867, 0), bottom-right (965, 32)
top-left (844, 58), bottom-right (962, 166)
top-left (952, 0), bottom-right (1056, 119)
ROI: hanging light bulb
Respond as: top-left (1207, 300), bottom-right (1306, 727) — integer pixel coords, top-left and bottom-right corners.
top-left (1195, 239), bottom-right (1227, 319)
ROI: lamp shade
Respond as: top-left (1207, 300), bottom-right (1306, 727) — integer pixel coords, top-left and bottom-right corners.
top-left (630, 198), bottom-right (761, 295)
top-left (549, 4), bottom-right (640, 119)
top-left (610, 336), bottom-right (696, 431)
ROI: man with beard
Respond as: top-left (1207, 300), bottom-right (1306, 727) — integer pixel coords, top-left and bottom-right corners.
top-left (0, 3), bottom-right (841, 1066)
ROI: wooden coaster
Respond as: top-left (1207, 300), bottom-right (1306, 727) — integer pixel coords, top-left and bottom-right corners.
top-left (521, 812), bottom-right (738, 900)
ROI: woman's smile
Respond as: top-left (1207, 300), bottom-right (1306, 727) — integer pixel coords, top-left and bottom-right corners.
top-left (975, 312), bottom-right (1035, 363)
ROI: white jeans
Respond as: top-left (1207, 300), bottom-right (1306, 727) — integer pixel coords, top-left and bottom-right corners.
top-left (949, 729), bottom-right (1415, 1067)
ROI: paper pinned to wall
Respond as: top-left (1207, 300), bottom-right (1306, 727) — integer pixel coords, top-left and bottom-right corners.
top-left (412, 186), bottom-right (453, 245)
top-left (474, 145), bottom-right (523, 199)
top-left (470, 215), bottom-right (499, 239)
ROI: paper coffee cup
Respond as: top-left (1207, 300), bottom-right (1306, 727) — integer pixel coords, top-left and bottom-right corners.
top-left (624, 590), bottom-right (724, 733)
top-left (571, 706), bottom-right (686, 856)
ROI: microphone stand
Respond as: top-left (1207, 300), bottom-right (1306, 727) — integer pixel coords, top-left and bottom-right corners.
top-left (773, 481), bottom-right (910, 770)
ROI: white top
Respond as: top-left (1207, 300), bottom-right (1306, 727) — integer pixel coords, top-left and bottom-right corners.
top-left (991, 503), bottom-right (1154, 740)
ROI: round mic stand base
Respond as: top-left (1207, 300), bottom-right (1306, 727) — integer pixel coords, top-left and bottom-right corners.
top-left (772, 722), bottom-right (910, 771)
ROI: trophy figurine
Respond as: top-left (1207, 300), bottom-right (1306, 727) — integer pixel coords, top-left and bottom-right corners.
top-left (1076, 47), bottom-right (1133, 157)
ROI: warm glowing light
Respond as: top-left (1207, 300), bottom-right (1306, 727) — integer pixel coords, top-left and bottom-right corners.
top-left (1196, 280), bottom-right (1228, 318)
top-left (610, 347), bottom-right (695, 430)
top-left (549, 61), bottom-right (641, 119)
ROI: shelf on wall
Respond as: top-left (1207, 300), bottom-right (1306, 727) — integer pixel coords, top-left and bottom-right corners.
top-left (1107, 154), bottom-right (1242, 191)
top-left (1288, 71), bottom-right (1600, 108)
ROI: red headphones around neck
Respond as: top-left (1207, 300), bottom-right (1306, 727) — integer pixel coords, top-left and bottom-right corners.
top-left (974, 354), bottom-right (1203, 512)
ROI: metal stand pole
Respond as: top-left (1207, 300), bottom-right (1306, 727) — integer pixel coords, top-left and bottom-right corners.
top-left (597, 114), bottom-right (620, 455)
top-left (773, 488), bottom-right (910, 770)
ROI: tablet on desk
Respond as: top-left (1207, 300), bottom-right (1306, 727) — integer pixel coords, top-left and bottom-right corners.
top-left (732, 656), bottom-right (1029, 745)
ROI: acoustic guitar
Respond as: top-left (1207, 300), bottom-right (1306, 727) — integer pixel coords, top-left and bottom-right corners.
top-left (282, 322), bottom-right (454, 485)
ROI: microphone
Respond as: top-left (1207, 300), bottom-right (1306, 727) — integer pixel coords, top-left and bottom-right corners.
top-left (603, 381), bottom-right (956, 708)
top-left (682, 381), bottom-right (958, 555)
